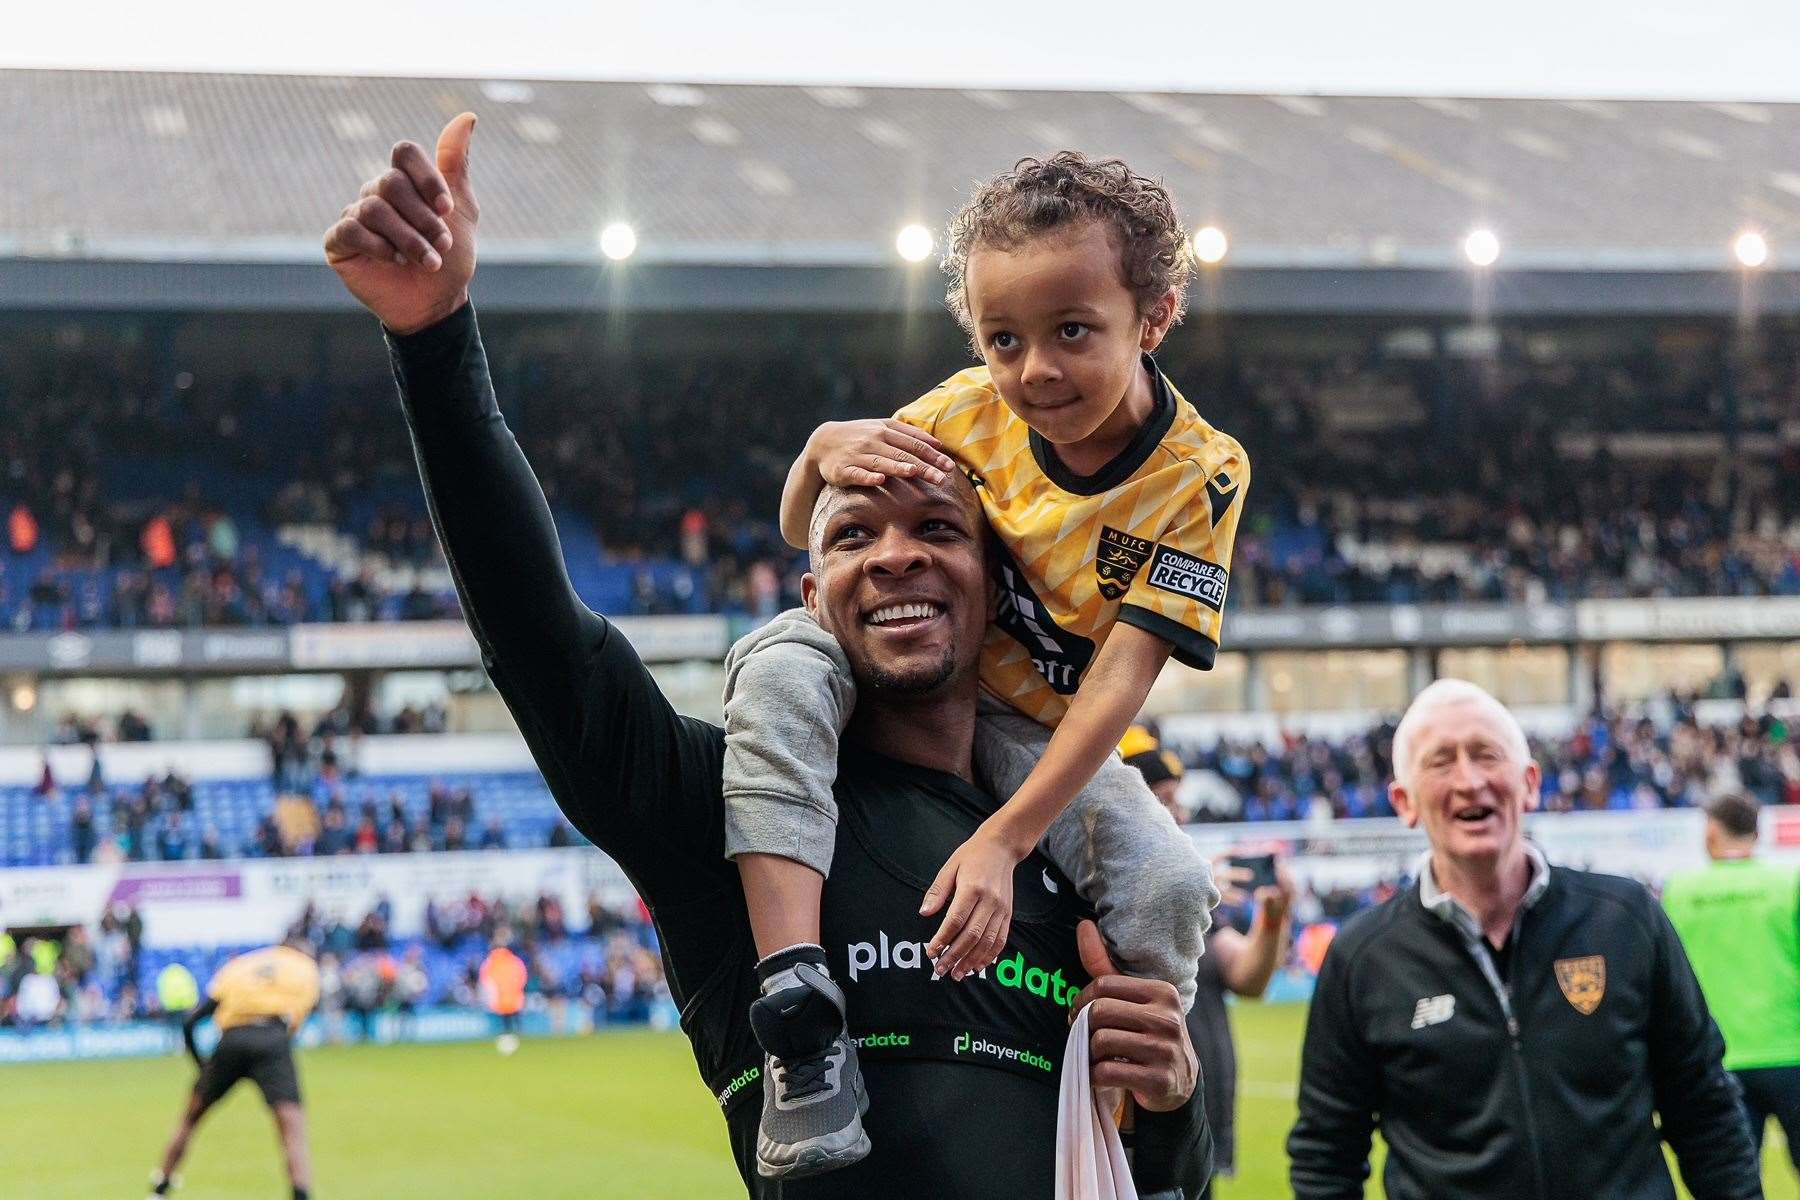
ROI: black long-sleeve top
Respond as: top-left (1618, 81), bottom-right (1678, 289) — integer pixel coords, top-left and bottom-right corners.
top-left (385, 303), bottom-right (1212, 1198)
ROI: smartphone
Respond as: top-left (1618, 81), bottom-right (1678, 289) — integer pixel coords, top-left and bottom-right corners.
top-left (1228, 853), bottom-right (1277, 892)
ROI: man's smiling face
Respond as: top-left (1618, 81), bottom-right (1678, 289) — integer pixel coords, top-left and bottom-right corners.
top-left (802, 471), bottom-right (992, 696)
top-left (1390, 696), bottom-right (1541, 869)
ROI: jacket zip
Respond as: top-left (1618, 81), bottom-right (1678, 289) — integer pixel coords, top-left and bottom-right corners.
top-left (1466, 917), bottom-right (1553, 1199)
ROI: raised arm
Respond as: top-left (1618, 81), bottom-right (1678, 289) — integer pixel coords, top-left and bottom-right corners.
top-left (326, 117), bottom-right (725, 899)
top-left (325, 113), bottom-right (601, 740)
top-left (386, 305), bottom-right (602, 720)
top-left (1214, 868), bottom-right (1297, 1000)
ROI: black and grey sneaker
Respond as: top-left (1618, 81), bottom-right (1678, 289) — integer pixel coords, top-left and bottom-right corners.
top-left (749, 960), bottom-right (870, 1179)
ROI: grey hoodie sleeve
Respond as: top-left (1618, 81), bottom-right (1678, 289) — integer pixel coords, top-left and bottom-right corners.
top-left (721, 607), bottom-right (856, 875)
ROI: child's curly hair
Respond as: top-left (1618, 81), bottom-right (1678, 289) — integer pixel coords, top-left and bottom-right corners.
top-left (943, 151), bottom-right (1192, 341)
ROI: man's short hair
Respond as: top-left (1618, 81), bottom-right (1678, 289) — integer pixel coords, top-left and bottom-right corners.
top-left (1704, 792), bottom-right (1759, 840)
top-left (807, 469), bottom-right (988, 574)
top-left (1390, 678), bottom-right (1531, 788)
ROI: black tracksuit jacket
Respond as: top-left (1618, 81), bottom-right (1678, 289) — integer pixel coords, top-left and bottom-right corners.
top-left (1288, 863), bottom-right (1762, 1200)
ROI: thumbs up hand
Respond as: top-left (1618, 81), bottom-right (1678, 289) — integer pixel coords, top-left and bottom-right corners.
top-left (324, 112), bottom-right (480, 335)
top-left (1071, 920), bottom-right (1197, 1113)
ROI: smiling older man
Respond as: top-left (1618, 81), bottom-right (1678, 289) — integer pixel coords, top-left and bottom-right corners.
top-left (1287, 679), bottom-right (1761, 1200)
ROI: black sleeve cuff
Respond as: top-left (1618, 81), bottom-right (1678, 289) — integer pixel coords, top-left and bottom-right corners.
top-left (382, 299), bottom-right (477, 352)
top-left (383, 302), bottom-right (481, 401)
top-left (1129, 1092), bottom-right (1214, 1197)
top-left (383, 302), bottom-right (494, 427)
top-left (1119, 605), bottom-right (1218, 671)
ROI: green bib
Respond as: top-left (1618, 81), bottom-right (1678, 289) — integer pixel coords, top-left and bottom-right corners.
top-left (1664, 858), bottom-right (1800, 1070)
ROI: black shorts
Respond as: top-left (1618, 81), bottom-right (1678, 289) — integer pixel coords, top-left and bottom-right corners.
top-left (197, 1022), bottom-right (301, 1109)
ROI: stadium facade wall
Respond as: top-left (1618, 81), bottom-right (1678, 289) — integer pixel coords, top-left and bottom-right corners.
top-left (9, 807), bottom-right (1797, 947)
top-left (2, 596), bottom-right (1797, 681)
top-left (0, 732), bottom-right (539, 787)
top-left (0, 848), bottom-right (634, 946)
top-left (6, 259), bottom-right (1800, 317)
top-left (0, 616), bottom-right (729, 677)
top-left (1189, 807), bottom-right (1800, 892)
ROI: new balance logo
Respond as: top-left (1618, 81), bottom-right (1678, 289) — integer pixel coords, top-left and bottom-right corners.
top-left (1410, 994), bottom-right (1455, 1029)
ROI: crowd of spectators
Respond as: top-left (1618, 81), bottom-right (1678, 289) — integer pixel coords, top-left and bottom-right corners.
top-left (4, 321), bottom-right (1796, 631)
top-left (46, 762), bottom-right (223, 865)
top-left (1223, 335), bottom-right (1800, 608)
top-left (34, 716), bottom-right (578, 865)
top-left (47, 773), bottom-right (577, 866)
top-left (295, 892), bottom-right (671, 1039)
top-left (257, 702), bottom-right (448, 788)
top-left (1169, 689), bottom-right (1797, 823)
top-left (1234, 443), bottom-right (1799, 608)
top-left (0, 890), bottom-right (670, 1033)
top-left (37, 688), bottom-right (1796, 871)
top-left (249, 782), bottom-right (575, 861)
top-left (0, 903), bottom-right (146, 1027)
top-left (37, 697), bottom-right (446, 750)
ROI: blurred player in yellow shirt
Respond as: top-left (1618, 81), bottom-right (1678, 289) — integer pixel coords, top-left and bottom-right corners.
top-left (148, 931), bottom-right (320, 1200)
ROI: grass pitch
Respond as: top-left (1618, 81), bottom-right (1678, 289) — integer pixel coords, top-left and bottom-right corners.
top-left (4, 1007), bottom-right (1792, 1198)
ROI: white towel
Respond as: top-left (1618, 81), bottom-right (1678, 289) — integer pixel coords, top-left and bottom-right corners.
top-left (1055, 1005), bottom-right (1138, 1200)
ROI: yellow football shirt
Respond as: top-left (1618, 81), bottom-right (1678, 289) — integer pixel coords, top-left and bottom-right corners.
top-left (896, 355), bottom-right (1248, 725)
top-left (208, 944), bottom-right (321, 1032)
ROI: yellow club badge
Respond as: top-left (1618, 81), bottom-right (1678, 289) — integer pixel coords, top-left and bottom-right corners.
top-left (1095, 526), bottom-right (1153, 602)
top-left (1554, 955), bottom-right (1606, 1015)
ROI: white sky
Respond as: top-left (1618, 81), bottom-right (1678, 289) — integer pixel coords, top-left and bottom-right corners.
top-left (7, 0), bottom-right (1800, 101)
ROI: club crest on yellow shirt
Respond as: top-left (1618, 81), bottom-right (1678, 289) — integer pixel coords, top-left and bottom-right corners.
top-left (1554, 955), bottom-right (1606, 1015)
top-left (1095, 527), bottom-right (1154, 601)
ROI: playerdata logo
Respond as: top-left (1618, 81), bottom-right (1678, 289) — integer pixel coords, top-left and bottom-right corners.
top-left (844, 932), bottom-right (1078, 1009)
top-left (953, 1032), bottom-right (1054, 1073)
top-left (715, 1065), bottom-right (760, 1107)
top-left (852, 1032), bottom-right (912, 1049)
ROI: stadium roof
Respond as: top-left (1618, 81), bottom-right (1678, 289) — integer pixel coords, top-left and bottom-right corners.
top-left (4, 68), bottom-right (1800, 315)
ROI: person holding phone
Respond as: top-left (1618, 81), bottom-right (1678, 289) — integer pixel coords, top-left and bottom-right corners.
top-left (1125, 727), bottom-right (1295, 1180)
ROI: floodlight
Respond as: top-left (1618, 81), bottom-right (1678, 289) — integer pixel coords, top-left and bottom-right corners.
top-left (1192, 226), bottom-right (1228, 265)
top-left (599, 222), bottom-right (637, 261)
top-left (896, 224), bottom-right (934, 263)
top-left (1734, 231), bottom-right (1769, 268)
top-left (1463, 228), bottom-right (1500, 267)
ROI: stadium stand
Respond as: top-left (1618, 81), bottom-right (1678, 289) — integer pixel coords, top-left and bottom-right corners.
top-left (1161, 694), bottom-right (1795, 822)
top-left (1, 770), bottom-right (572, 867)
top-left (0, 892), bottom-right (669, 1030)
top-left (3, 70), bottom-right (1797, 631)
top-left (2, 694), bottom-right (1789, 866)
top-left (2, 323), bottom-right (1795, 630)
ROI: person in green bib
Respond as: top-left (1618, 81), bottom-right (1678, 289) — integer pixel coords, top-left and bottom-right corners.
top-left (1665, 791), bottom-right (1800, 1177)
top-left (156, 961), bottom-right (200, 1022)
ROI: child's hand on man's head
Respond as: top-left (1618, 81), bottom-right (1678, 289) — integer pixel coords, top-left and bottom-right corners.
top-left (810, 419), bottom-right (955, 489)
